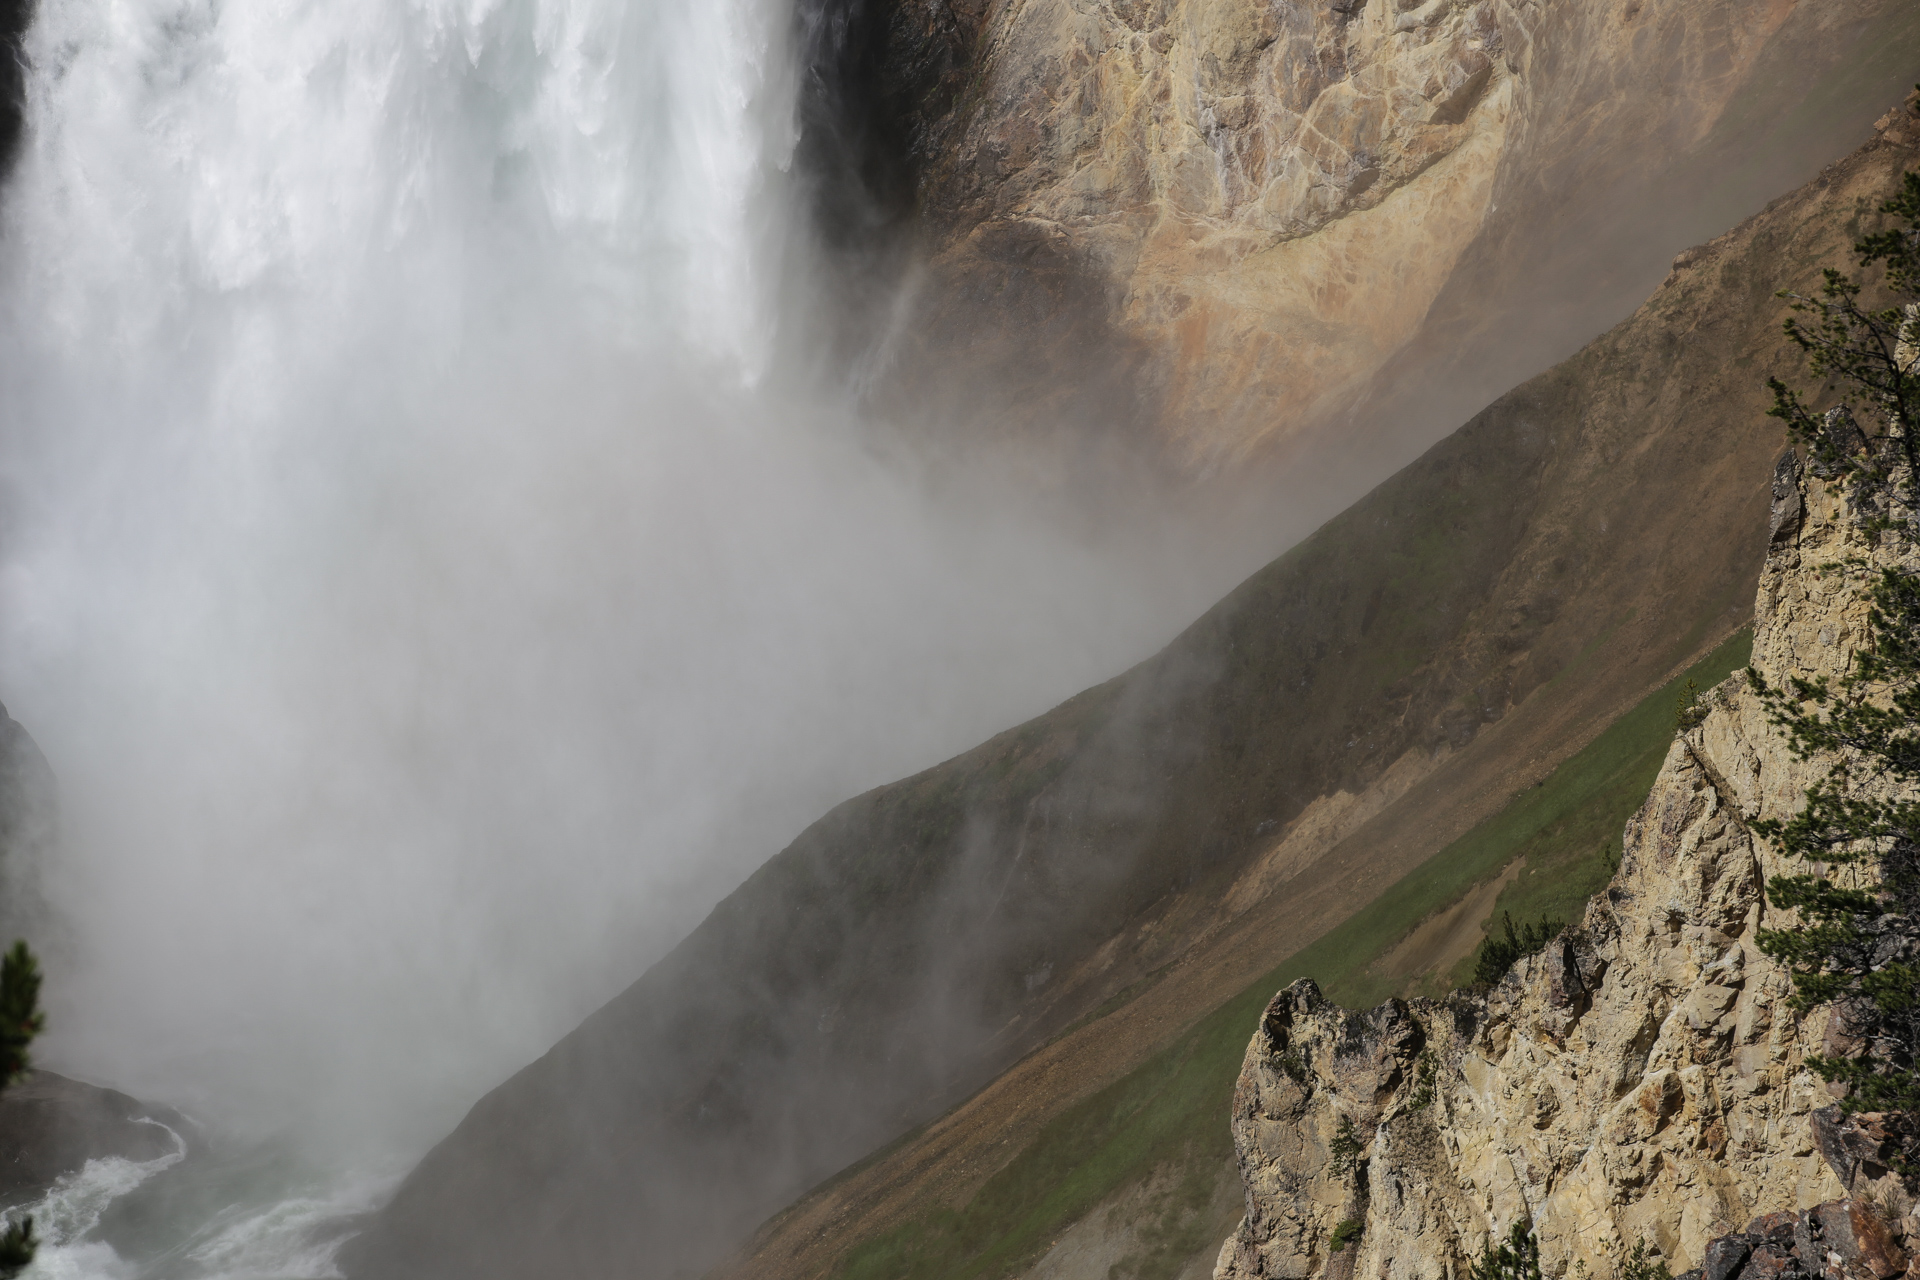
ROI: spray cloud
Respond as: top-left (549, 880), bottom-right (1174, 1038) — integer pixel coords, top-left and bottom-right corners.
top-left (0, 0), bottom-right (1239, 1173)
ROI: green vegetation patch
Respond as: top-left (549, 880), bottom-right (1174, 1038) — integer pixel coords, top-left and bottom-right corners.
top-left (1431, 627), bottom-right (1753, 994)
top-left (1326, 626), bottom-right (1750, 1008)
top-left (830, 628), bottom-right (1752, 1280)
top-left (1471, 913), bottom-right (1566, 989)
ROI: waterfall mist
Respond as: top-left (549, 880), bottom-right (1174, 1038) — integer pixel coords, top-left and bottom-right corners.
top-left (0, 0), bottom-right (1238, 1180)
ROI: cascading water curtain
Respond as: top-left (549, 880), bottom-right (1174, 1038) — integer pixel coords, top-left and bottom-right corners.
top-left (0, 0), bottom-right (1204, 1274)
top-left (0, 0), bottom-right (805, 1118)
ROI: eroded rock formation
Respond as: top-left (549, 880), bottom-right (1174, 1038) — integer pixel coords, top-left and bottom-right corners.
top-left (830, 0), bottom-right (1919, 471)
top-left (1216, 462), bottom-right (1920, 1278)
top-left (908, 0), bottom-right (1524, 457)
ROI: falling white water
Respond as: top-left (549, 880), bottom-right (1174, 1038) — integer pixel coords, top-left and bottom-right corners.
top-left (0, 0), bottom-right (1233, 1272)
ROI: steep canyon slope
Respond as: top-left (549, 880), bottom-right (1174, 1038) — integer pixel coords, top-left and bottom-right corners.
top-left (1215, 459), bottom-right (1914, 1280)
top-left (344, 90), bottom-right (1920, 1280)
top-left (819, 0), bottom-right (1920, 482)
top-left (711, 109), bottom-right (1920, 1280)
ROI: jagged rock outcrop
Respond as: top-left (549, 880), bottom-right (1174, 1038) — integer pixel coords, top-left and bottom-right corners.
top-left (1669, 1182), bottom-right (1912, 1280)
top-left (1216, 461), bottom-right (1920, 1279)
top-left (900, 0), bottom-right (1526, 458)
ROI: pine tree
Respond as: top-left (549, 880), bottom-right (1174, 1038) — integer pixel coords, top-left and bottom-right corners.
top-left (1618, 1239), bottom-right (1675, 1280)
top-left (1766, 167), bottom-right (1920, 485)
top-left (0, 941), bottom-right (41, 1085)
top-left (0, 941), bottom-right (42, 1278)
top-left (1747, 160), bottom-right (1920, 1149)
top-left (1471, 911), bottom-right (1564, 988)
top-left (1469, 1223), bottom-right (1543, 1280)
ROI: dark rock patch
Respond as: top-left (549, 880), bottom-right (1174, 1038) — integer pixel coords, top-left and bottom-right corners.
top-left (1676, 1200), bottom-right (1911, 1280)
top-left (0, 1071), bottom-right (195, 1207)
top-left (0, 0), bottom-right (30, 179)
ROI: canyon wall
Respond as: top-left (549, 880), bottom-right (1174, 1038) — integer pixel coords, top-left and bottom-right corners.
top-left (343, 99), bottom-right (1920, 1280)
top-left (708, 102), bottom-right (1920, 1280)
top-left (825, 0), bottom-right (1920, 478)
top-left (1217, 460), bottom-right (1915, 1278)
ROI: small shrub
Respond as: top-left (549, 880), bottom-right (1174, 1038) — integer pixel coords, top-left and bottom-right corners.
top-left (1330, 1218), bottom-right (1363, 1253)
top-left (1408, 1050), bottom-right (1437, 1112)
top-left (1470, 1223), bottom-right (1543, 1280)
top-left (0, 943), bottom-right (42, 1086)
top-left (1278, 1050), bottom-right (1308, 1085)
top-left (0, 941), bottom-right (39, 1280)
top-left (0, 1220), bottom-right (31, 1280)
top-left (1472, 912), bottom-right (1565, 987)
top-left (1328, 1116), bottom-right (1365, 1177)
top-left (1675, 678), bottom-right (1708, 732)
top-left (1618, 1239), bottom-right (1673, 1280)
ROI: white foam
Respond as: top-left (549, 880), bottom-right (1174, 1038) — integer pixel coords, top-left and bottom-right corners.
top-left (177, 1170), bottom-right (396, 1280)
top-left (2, 1124), bottom-right (395, 1280)
top-left (13, 1242), bottom-right (134, 1280)
top-left (4, 1121), bottom-right (184, 1279)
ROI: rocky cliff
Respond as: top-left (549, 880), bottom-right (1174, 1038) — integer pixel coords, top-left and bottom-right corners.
top-left (1216, 460), bottom-right (1918, 1279)
top-left (814, 0), bottom-right (1920, 475)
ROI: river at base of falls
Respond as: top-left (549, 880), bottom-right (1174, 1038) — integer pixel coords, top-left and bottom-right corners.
top-left (4, 1130), bottom-right (393, 1280)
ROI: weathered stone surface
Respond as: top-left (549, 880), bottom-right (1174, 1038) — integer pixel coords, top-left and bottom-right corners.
top-left (1704, 1235), bottom-right (1753, 1280)
top-left (851, 0), bottom-right (1920, 467)
top-left (1810, 1108), bottom-right (1912, 1193)
top-left (1216, 464), bottom-right (1920, 1279)
top-left (1668, 1199), bottom-right (1910, 1280)
top-left (920, 0), bottom-right (1525, 461)
top-left (1771, 452), bottom-right (1805, 544)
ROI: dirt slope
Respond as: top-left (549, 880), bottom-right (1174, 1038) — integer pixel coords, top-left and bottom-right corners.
top-left (706, 108), bottom-right (1920, 1280)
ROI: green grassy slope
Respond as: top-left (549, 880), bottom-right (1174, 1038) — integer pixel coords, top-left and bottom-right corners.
top-left (835, 627), bottom-right (1754, 1280)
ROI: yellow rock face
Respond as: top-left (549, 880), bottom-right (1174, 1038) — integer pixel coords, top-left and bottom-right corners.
top-left (904, 0), bottom-right (1911, 467)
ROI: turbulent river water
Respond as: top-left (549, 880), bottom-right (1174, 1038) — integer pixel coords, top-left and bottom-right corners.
top-left (0, 0), bottom-right (1239, 1274)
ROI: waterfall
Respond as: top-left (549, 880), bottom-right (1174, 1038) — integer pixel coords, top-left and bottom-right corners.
top-left (0, 0), bottom-right (1224, 1272)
